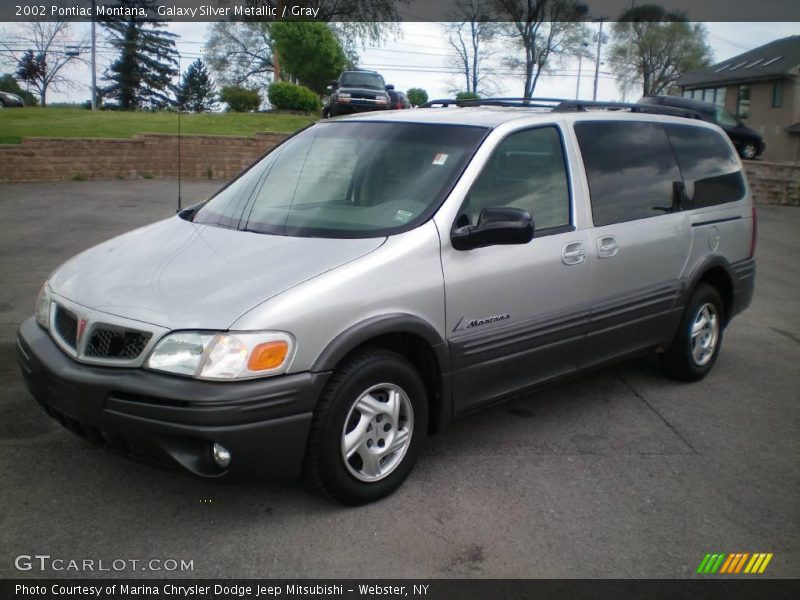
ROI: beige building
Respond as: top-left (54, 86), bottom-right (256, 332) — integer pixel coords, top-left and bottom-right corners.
top-left (678, 35), bottom-right (800, 164)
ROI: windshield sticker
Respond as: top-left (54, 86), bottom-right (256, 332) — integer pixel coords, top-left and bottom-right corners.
top-left (393, 210), bottom-right (414, 224)
top-left (432, 153), bottom-right (449, 166)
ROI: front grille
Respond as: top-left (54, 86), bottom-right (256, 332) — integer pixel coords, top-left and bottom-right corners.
top-left (85, 327), bottom-right (151, 359)
top-left (53, 305), bottom-right (78, 349)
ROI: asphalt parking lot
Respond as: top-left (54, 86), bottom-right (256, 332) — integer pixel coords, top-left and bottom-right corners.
top-left (0, 179), bottom-right (798, 579)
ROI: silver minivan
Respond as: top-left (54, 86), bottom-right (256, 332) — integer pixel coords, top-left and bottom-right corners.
top-left (17, 101), bottom-right (756, 505)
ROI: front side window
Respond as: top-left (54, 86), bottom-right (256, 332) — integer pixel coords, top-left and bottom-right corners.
top-left (665, 124), bottom-right (745, 208)
top-left (459, 126), bottom-right (570, 232)
top-left (574, 121), bottom-right (682, 227)
top-left (715, 106), bottom-right (739, 127)
top-left (192, 122), bottom-right (488, 238)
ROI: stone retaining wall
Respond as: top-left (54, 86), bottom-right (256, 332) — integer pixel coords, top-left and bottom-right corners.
top-left (0, 132), bottom-right (290, 183)
top-left (743, 161), bottom-right (800, 207)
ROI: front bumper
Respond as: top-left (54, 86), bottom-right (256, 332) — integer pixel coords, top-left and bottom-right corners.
top-left (16, 317), bottom-right (330, 480)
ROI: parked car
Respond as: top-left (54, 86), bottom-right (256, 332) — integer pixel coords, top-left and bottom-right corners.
top-left (322, 69), bottom-right (390, 118)
top-left (639, 95), bottom-right (765, 160)
top-left (0, 91), bottom-right (25, 108)
top-left (388, 89), bottom-right (411, 110)
top-left (18, 100), bottom-right (756, 505)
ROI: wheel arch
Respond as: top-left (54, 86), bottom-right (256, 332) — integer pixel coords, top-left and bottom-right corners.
top-left (311, 314), bottom-right (452, 434)
top-left (685, 256), bottom-right (735, 325)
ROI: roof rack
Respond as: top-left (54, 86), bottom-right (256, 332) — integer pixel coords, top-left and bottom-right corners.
top-left (419, 96), bottom-right (703, 120)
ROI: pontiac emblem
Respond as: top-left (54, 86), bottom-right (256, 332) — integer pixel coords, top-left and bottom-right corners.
top-left (76, 318), bottom-right (89, 343)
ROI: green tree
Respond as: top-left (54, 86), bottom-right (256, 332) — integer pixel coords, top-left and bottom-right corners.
top-left (204, 2), bottom-right (400, 89)
top-left (406, 88), bottom-right (428, 106)
top-left (609, 4), bottom-right (712, 97)
top-left (101, 0), bottom-right (179, 110)
top-left (0, 73), bottom-right (38, 106)
top-left (492, 0), bottom-right (589, 98)
top-left (271, 22), bottom-right (346, 95)
top-left (220, 85), bottom-right (261, 112)
top-left (177, 59), bottom-right (217, 113)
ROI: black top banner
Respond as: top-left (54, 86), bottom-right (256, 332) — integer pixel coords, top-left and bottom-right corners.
top-left (2, 0), bottom-right (800, 22)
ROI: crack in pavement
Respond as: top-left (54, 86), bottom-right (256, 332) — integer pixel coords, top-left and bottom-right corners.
top-left (615, 368), bottom-right (699, 455)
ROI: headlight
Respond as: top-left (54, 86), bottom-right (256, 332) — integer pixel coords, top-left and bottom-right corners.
top-left (146, 331), bottom-right (295, 380)
top-left (35, 282), bottom-right (52, 330)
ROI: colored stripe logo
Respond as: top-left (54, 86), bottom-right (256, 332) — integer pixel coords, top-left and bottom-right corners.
top-left (696, 553), bottom-right (773, 574)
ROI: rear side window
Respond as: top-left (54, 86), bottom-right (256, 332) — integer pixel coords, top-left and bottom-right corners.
top-left (574, 121), bottom-right (682, 226)
top-left (664, 124), bottom-right (745, 208)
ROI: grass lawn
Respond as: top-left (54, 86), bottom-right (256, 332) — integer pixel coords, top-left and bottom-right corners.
top-left (0, 107), bottom-right (317, 144)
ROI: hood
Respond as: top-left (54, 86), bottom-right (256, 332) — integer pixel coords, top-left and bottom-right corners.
top-left (50, 216), bottom-right (385, 330)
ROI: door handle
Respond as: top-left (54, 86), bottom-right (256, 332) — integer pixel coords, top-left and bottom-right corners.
top-left (562, 241), bottom-right (586, 265)
top-left (597, 236), bottom-right (618, 258)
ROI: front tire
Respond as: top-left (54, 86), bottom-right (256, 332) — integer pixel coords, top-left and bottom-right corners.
top-left (303, 348), bottom-right (428, 505)
top-left (662, 283), bottom-right (724, 382)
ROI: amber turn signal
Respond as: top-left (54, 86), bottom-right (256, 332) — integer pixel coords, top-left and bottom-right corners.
top-left (247, 340), bottom-right (289, 371)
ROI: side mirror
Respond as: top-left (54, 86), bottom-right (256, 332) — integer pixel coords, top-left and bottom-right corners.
top-left (329, 80), bottom-right (339, 89)
top-left (451, 207), bottom-right (533, 251)
top-left (385, 84), bottom-right (395, 91)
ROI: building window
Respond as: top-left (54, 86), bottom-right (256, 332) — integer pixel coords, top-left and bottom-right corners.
top-left (715, 87), bottom-right (726, 107)
top-left (737, 85), bottom-right (751, 119)
top-left (772, 80), bottom-right (783, 108)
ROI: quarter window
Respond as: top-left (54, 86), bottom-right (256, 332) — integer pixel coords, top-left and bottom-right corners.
top-left (461, 126), bottom-right (570, 231)
top-left (574, 121), bottom-right (682, 227)
top-left (665, 124), bottom-right (745, 208)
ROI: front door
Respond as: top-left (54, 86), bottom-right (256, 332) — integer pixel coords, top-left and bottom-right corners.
top-left (437, 125), bottom-right (591, 415)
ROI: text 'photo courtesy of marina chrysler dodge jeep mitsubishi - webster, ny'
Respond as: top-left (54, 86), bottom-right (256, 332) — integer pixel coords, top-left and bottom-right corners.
top-left (17, 98), bottom-right (756, 505)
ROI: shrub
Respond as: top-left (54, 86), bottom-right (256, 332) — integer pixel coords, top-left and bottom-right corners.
top-left (220, 86), bottom-right (261, 112)
top-left (406, 87), bottom-right (428, 107)
top-left (268, 81), bottom-right (321, 113)
top-left (455, 91), bottom-right (480, 101)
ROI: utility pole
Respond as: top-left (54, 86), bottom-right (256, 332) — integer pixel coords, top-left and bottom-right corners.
top-left (91, 0), bottom-right (97, 110)
top-left (593, 18), bottom-right (605, 101)
top-left (576, 41), bottom-right (589, 100)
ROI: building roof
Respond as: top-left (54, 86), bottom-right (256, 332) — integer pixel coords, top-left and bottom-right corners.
top-left (678, 35), bottom-right (800, 88)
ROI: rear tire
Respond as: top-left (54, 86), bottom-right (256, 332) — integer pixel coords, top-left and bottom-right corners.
top-left (303, 348), bottom-right (428, 505)
top-left (662, 283), bottom-right (724, 382)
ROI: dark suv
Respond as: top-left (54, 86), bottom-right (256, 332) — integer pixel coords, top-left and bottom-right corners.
top-left (639, 95), bottom-right (765, 160)
top-left (323, 70), bottom-right (391, 118)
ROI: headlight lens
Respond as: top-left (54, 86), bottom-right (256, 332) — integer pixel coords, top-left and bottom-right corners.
top-left (146, 331), bottom-right (294, 380)
top-left (35, 283), bottom-right (52, 330)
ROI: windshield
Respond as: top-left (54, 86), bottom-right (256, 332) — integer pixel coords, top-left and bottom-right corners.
top-left (192, 122), bottom-right (488, 238)
top-left (340, 72), bottom-right (385, 90)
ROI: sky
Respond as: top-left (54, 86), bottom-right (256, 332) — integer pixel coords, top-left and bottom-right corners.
top-left (1, 21), bottom-right (798, 105)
